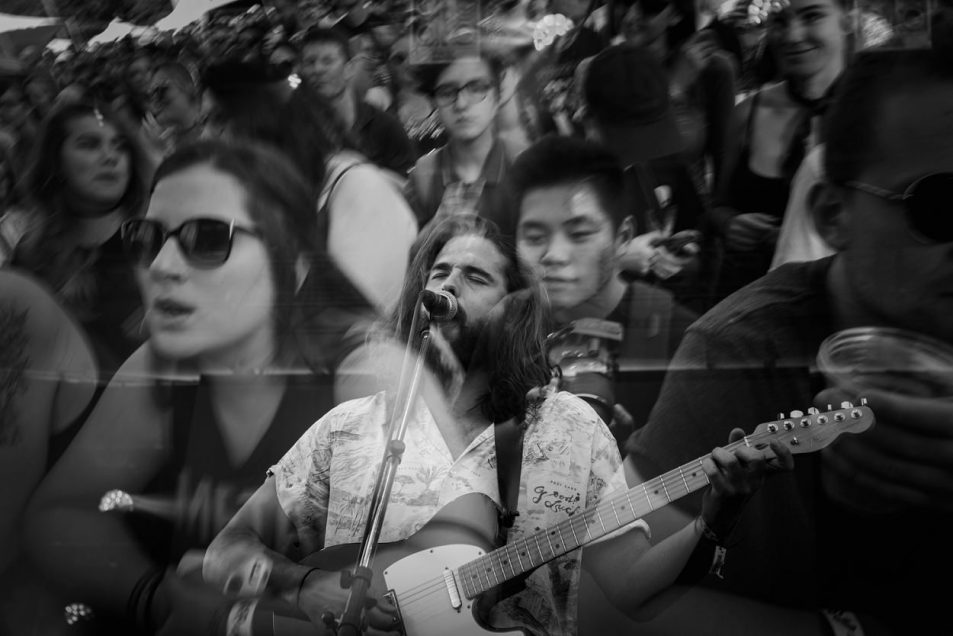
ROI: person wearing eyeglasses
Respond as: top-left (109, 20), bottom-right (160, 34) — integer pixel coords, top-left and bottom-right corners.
top-left (404, 49), bottom-right (519, 237)
top-left (619, 44), bottom-right (953, 635)
top-left (22, 139), bottom-right (377, 636)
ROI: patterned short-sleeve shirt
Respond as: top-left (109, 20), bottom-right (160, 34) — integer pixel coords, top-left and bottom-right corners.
top-left (269, 390), bottom-right (648, 635)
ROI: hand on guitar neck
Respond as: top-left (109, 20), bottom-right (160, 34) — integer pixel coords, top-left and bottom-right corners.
top-left (698, 426), bottom-right (795, 539)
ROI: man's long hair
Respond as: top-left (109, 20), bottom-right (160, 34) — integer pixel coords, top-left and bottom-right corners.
top-left (387, 216), bottom-right (551, 424)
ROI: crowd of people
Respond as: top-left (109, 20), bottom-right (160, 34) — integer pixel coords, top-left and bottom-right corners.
top-left (1, 0), bottom-right (951, 634)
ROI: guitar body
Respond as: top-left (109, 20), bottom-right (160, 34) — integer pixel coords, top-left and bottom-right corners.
top-left (304, 493), bottom-right (526, 636)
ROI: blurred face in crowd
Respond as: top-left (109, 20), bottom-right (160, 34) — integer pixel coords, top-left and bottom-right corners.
top-left (434, 56), bottom-right (499, 143)
top-left (60, 114), bottom-right (131, 213)
top-left (139, 164), bottom-right (277, 370)
top-left (0, 85), bottom-right (31, 129)
top-left (833, 82), bottom-right (953, 345)
top-left (621, 1), bottom-right (676, 52)
top-left (299, 41), bottom-right (350, 100)
top-left (25, 76), bottom-right (57, 113)
top-left (551, 0), bottom-right (591, 21)
top-left (517, 181), bottom-right (629, 317)
top-left (150, 68), bottom-right (197, 130)
top-left (128, 55), bottom-right (153, 95)
top-left (426, 234), bottom-right (509, 367)
top-left (768, 0), bottom-right (848, 79)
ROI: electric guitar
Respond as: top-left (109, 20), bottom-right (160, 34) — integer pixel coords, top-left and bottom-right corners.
top-left (255, 404), bottom-right (875, 635)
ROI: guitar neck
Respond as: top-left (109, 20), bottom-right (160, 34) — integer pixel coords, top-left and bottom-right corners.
top-left (456, 448), bottom-right (720, 599)
top-left (453, 402), bottom-right (875, 600)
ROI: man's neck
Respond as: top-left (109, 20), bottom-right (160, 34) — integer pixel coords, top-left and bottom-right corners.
top-left (424, 367), bottom-right (493, 459)
top-left (332, 88), bottom-right (357, 129)
top-left (554, 274), bottom-right (628, 324)
top-left (448, 129), bottom-right (495, 183)
top-left (826, 256), bottom-right (878, 332)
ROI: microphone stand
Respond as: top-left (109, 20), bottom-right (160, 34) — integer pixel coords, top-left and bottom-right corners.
top-left (335, 293), bottom-right (436, 636)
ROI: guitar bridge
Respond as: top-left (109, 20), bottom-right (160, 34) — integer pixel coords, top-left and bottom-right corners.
top-left (443, 569), bottom-right (463, 610)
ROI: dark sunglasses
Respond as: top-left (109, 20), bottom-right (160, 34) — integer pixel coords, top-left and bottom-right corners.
top-left (121, 218), bottom-right (261, 268)
top-left (844, 173), bottom-right (953, 244)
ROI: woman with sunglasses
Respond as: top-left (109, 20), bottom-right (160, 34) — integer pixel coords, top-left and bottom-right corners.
top-left (11, 100), bottom-right (153, 385)
top-left (22, 139), bottom-right (376, 636)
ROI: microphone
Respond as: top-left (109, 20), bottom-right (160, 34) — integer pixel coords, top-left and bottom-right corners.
top-left (420, 289), bottom-right (458, 322)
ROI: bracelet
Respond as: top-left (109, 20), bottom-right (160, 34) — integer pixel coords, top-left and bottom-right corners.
top-left (675, 517), bottom-right (728, 584)
top-left (820, 609), bottom-right (865, 636)
top-left (296, 567), bottom-right (321, 609)
top-left (695, 515), bottom-right (723, 543)
top-left (126, 566), bottom-right (165, 634)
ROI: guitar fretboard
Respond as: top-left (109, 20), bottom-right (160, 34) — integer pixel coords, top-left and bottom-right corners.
top-left (456, 454), bottom-right (717, 598)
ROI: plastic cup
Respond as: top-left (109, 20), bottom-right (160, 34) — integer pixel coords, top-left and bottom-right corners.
top-left (816, 326), bottom-right (953, 512)
top-left (817, 327), bottom-right (953, 399)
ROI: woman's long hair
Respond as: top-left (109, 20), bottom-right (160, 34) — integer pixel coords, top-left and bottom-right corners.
top-left (15, 100), bottom-right (151, 294)
top-left (387, 215), bottom-right (551, 424)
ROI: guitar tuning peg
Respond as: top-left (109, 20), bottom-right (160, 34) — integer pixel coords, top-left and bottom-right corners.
top-left (777, 412), bottom-right (785, 420)
top-left (827, 403), bottom-right (833, 411)
top-left (840, 401), bottom-right (853, 409)
top-left (789, 409), bottom-right (803, 418)
top-left (808, 407), bottom-right (820, 415)
top-left (860, 397), bottom-right (868, 405)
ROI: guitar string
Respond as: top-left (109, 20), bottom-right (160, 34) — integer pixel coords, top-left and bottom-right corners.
top-left (462, 427), bottom-right (797, 595)
top-left (385, 415), bottom-right (855, 599)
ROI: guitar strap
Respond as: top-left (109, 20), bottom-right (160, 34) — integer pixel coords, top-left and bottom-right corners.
top-left (493, 418), bottom-right (528, 601)
top-left (493, 418), bottom-right (524, 546)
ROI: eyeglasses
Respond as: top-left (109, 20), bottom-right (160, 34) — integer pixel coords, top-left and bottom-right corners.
top-left (150, 84), bottom-right (172, 103)
top-left (433, 79), bottom-right (493, 108)
top-left (121, 218), bottom-right (261, 268)
top-left (843, 173), bottom-right (953, 244)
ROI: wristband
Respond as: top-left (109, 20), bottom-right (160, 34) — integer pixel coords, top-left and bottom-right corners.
top-left (126, 566), bottom-right (165, 634)
top-left (821, 609), bottom-right (865, 636)
top-left (676, 516), bottom-right (728, 584)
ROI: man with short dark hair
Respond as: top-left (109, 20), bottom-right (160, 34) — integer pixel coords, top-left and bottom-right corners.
top-left (297, 27), bottom-right (415, 176)
top-left (512, 135), bottom-right (697, 435)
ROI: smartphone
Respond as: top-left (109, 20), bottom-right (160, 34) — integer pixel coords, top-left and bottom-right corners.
top-left (658, 230), bottom-right (702, 255)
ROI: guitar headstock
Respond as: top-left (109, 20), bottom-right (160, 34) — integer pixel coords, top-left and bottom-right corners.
top-left (750, 401), bottom-right (875, 454)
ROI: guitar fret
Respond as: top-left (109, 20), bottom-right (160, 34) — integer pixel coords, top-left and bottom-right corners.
top-left (611, 502), bottom-right (622, 526)
top-left (462, 564), bottom-right (476, 597)
top-left (545, 528), bottom-right (557, 557)
top-left (513, 541), bottom-right (526, 571)
top-left (678, 465), bottom-right (689, 494)
top-left (500, 547), bottom-right (515, 579)
top-left (642, 484), bottom-right (654, 511)
top-left (568, 517), bottom-right (580, 547)
top-left (660, 477), bottom-right (671, 501)
top-left (532, 533), bottom-right (546, 564)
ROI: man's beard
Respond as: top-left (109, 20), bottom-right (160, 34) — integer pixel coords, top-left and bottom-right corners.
top-left (423, 309), bottom-right (492, 391)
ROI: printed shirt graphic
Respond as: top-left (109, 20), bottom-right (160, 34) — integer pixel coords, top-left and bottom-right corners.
top-left (270, 390), bottom-right (646, 635)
